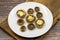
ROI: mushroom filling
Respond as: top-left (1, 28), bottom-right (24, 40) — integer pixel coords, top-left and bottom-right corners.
top-left (20, 26), bottom-right (26, 32)
top-left (28, 8), bottom-right (34, 14)
top-left (35, 7), bottom-right (40, 12)
top-left (17, 19), bottom-right (24, 25)
top-left (37, 12), bottom-right (43, 18)
top-left (28, 23), bottom-right (35, 30)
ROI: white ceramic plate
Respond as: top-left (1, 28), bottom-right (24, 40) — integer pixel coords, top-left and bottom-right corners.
top-left (8, 2), bottom-right (53, 38)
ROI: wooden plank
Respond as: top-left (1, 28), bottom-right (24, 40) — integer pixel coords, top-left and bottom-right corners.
top-left (26, 0), bottom-right (60, 40)
top-left (0, 0), bottom-right (60, 40)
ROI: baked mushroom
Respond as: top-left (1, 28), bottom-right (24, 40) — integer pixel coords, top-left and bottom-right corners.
top-left (35, 7), bottom-right (40, 12)
top-left (36, 12), bottom-right (43, 18)
top-left (17, 19), bottom-right (24, 25)
top-left (17, 10), bottom-right (26, 18)
top-left (35, 19), bottom-right (45, 28)
top-left (27, 23), bottom-right (35, 30)
top-left (20, 26), bottom-right (26, 32)
top-left (27, 8), bottom-right (34, 14)
top-left (26, 15), bottom-right (35, 23)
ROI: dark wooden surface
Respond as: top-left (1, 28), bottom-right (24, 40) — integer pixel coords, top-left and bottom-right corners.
top-left (0, 0), bottom-right (25, 40)
top-left (0, 0), bottom-right (60, 40)
top-left (0, 21), bottom-right (60, 40)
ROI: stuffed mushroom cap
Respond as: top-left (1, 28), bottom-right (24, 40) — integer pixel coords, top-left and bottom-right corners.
top-left (35, 19), bottom-right (45, 28)
top-left (26, 15), bottom-right (35, 23)
top-left (20, 26), bottom-right (26, 32)
top-left (37, 12), bottom-right (43, 18)
top-left (17, 19), bottom-right (24, 25)
top-left (35, 7), bottom-right (40, 12)
top-left (27, 23), bottom-right (35, 30)
top-left (27, 8), bottom-right (34, 14)
top-left (17, 10), bottom-right (26, 18)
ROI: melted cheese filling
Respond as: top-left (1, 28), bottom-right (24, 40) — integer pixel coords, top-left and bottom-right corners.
top-left (27, 16), bottom-right (34, 21)
top-left (18, 11), bottom-right (25, 16)
top-left (37, 20), bottom-right (43, 25)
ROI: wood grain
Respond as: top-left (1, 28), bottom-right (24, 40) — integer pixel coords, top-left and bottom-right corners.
top-left (0, 17), bottom-right (24, 40)
top-left (26, 0), bottom-right (60, 20)
top-left (0, 0), bottom-right (60, 40)
top-left (26, 0), bottom-right (60, 40)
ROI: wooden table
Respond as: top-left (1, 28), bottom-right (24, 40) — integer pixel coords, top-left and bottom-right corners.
top-left (0, 0), bottom-right (60, 40)
top-left (0, 0), bottom-right (25, 40)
